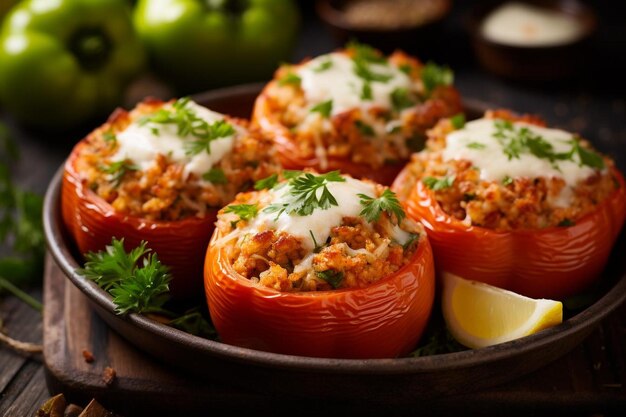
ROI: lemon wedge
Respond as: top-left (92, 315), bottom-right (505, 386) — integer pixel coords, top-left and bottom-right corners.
top-left (442, 272), bottom-right (563, 349)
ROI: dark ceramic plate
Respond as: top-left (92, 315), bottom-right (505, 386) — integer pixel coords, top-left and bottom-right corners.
top-left (43, 83), bottom-right (626, 404)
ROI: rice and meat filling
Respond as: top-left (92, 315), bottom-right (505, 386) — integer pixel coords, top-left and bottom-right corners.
top-left (74, 98), bottom-right (278, 221)
top-left (262, 43), bottom-right (462, 169)
top-left (215, 172), bottom-right (423, 292)
top-left (398, 109), bottom-right (618, 230)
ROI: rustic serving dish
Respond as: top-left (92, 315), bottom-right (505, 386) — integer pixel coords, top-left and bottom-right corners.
top-left (468, 0), bottom-right (597, 81)
top-left (43, 83), bottom-right (626, 403)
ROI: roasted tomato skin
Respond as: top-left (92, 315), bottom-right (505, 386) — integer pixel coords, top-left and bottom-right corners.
top-left (392, 167), bottom-right (626, 299)
top-left (62, 141), bottom-right (216, 299)
top-left (204, 231), bottom-right (436, 359)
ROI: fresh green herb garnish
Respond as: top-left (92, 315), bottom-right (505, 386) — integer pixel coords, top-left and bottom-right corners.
top-left (502, 176), bottom-right (513, 186)
top-left (572, 139), bottom-right (605, 169)
top-left (316, 270), bottom-right (344, 289)
top-left (390, 87), bottom-right (415, 112)
top-left (402, 233), bottom-right (419, 250)
top-left (79, 239), bottom-right (170, 315)
top-left (224, 204), bottom-right (258, 221)
top-left (450, 113), bottom-right (466, 129)
top-left (254, 173), bottom-right (279, 190)
top-left (358, 189), bottom-right (406, 223)
top-left (423, 175), bottom-right (455, 190)
top-left (399, 63), bottom-right (412, 75)
top-left (140, 97), bottom-right (235, 156)
top-left (78, 238), bottom-right (216, 337)
top-left (361, 81), bottom-right (373, 100)
top-left (264, 171), bottom-right (345, 218)
top-left (310, 100), bottom-right (333, 118)
top-left (183, 119), bottom-right (236, 156)
top-left (467, 142), bottom-right (486, 150)
top-left (278, 72), bottom-right (301, 86)
top-left (347, 40), bottom-right (387, 64)
top-left (558, 218), bottom-right (575, 227)
top-left (102, 130), bottom-right (117, 143)
top-left (100, 160), bottom-right (139, 187)
top-left (353, 59), bottom-right (393, 83)
top-left (309, 230), bottom-right (324, 253)
top-left (421, 61), bottom-right (453, 94)
top-left (355, 120), bottom-right (375, 136)
top-left (313, 59), bottom-right (333, 72)
top-left (202, 168), bottom-right (227, 184)
top-left (492, 120), bottom-right (605, 169)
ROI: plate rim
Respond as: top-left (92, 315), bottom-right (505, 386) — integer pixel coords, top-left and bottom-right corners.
top-left (43, 82), bottom-right (626, 375)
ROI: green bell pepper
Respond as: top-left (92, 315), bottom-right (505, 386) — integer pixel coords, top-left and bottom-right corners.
top-left (134, 0), bottom-right (300, 93)
top-left (0, 0), bottom-right (146, 129)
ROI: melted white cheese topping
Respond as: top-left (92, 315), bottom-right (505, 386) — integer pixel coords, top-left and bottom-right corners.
top-left (112, 101), bottom-right (237, 181)
top-left (297, 53), bottom-right (412, 116)
top-left (442, 118), bottom-right (597, 205)
top-left (247, 176), bottom-right (410, 252)
top-left (481, 2), bottom-right (585, 47)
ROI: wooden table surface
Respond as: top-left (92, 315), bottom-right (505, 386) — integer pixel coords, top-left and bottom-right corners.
top-left (1, 2), bottom-right (625, 416)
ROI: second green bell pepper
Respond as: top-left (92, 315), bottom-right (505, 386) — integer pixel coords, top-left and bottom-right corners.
top-left (134, 0), bottom-right (300, 93)
top-left (0, 0), bottom-right (146, 130)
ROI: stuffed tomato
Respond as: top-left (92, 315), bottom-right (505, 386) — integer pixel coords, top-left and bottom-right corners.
top-left (62, 97), bottom-right (279, 298)
top-left (204, 171), bottom-right (435, 358)
top-left (393, 109), bottom-right (626, 299)
top-left (252, 42), bottom-right (462, 185)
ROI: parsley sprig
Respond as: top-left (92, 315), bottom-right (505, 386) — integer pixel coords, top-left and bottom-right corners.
top-left (358, 189), bottom-right (406, 223)
top-left (264, 171), bottom-right (345, 218)
top-left (79, 239), bottom-right (171, 315)
top-left (140, 97), bottom-right (235, 156)
top-left (78, 238), bottom-right (216, 337)
top-left (423, 175), bottom-right (455, 190)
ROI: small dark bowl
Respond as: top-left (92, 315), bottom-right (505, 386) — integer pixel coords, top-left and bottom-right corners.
top-left (469, 0), bottom-right (597, 81)
top-left (316, 0), bottom-right (451, 56)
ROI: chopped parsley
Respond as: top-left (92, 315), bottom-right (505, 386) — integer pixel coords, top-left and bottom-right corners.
top-left (224, 204), bottom-right (258, 222)
top-left (399, 63), bottom-right (412, 75)
top-left (423, 175), bottom-right (455, 190)
top-left (402, 233), bottom-right (419, 250)
top-left (278, 72), bottom-right (301, 86)
top-left (183, 119), bottom-right (236, 156)
top-left (309, 230), bottom-right (324, 253)
top-left (312, 59), bottom-right (333, 72)
top-left (558, 218), bottom-right (575, 227)
top-left (347, 40), bottom-right (387, 64)
top-left (264, 171), bottom-right (345, 218)
top-left (202, 168), bottom-right (227, 184)
top-left (310, 100), bottom-right (333, 118)
top-left (421, 61), bottom-right (453, 94)
top-left (502, 176), bottom-right (513, 186)
top-left (353, 59), bottom-right (393, 83)
top-left (316, 270), bottom-right (344, 289)
top-left (467, 142), bottom-right (486, 150)
top-left (102, 130), bottom-right (117, 143)
top-left (390, 87), bottom-right (415, 112)
top-left (358, 189), bottom-right (406, 223)
top-left (254, 173), bottom-right (279, 190)
top-left (450, 113), bottom-right (466, 129)
top-left (100, 160), bottom-right (139, 187)
top-left (361, 81), bottom-right (373, 100)
top-left (492, 120), bottom-right (605, 169)
top-left (354, 120), bottom-right (375, 136)
top-left (139, 97), bottom-right (235, 156)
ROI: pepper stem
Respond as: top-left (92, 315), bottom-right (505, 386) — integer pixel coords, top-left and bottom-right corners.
top-left (69, 28), bottom-right (111, 71)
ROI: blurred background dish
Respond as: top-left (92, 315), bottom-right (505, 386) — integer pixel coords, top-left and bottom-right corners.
top-left (316, 0), bottom-right (451, 57)
top-left (468, 0), bottom-right (597, 81)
